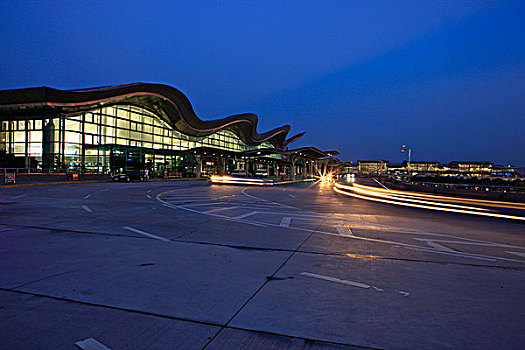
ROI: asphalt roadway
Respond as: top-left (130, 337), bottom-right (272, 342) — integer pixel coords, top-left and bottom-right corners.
top-left (0, 181), bottom-right (524, 349)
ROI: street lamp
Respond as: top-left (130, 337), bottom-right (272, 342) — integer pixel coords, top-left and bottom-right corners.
top-left (401, 145), bottom-right (412, 179)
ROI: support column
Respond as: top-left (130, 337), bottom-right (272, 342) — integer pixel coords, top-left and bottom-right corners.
top-left (220, 157), bottom-right (226, 175)
top-left (195, 155), bottom-right (202, 178)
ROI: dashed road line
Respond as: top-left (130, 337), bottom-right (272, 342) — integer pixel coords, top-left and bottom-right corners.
top-left (280, 217), bottom-right (292, 227)
top-left (425, 241), bottom-right (458, 253)
top-left (300, 272), bottom-right (377, 290)
top-left (75, 337), bottom-right (112, 350)
top-left (241, 188), bottom-right (298, 209)
top-left (373, 178), bottom-right (389, 189)
top-left (12, 194), bottom-right (28, 199)
top-left (156, 188), bottom-right (525, 264)
top-left (336, 226), bottom-right (354, 236)
top-left (505, 251), bottom-right (525, 258)
top-left (122, 226), bottom-right (170, 242)
top-left (233, 211), bottom-right (259, 220)
top-left (82, 205), bottom-right (92, 212)
top-left (84, 194), bottom-right (91, 199)
top-left (203, 206), bottom-right (240, 214)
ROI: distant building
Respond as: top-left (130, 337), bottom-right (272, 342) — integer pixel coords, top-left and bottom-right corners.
top-left (447, 161), bottom-right (494, 176)
top-left (357, 160), bottom-right (388, 174)
top-left (403, 160), bottom-right (440, 174)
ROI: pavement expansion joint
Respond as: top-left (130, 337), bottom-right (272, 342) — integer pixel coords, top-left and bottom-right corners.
top-left (11, 269), bottom-right (81, 290)
top-left (202, 214), bottom-right (331, 349)
top-left (0, 287), bottom-right (376, 350)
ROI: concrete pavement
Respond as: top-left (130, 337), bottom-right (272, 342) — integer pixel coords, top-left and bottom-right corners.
top-left (0, 181), bottom-right (524, 349)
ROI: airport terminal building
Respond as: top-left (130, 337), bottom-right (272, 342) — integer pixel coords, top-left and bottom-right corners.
top-left (0, 83), bottom-right (335, 178)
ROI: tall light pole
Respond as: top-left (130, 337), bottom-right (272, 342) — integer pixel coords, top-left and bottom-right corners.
top-left (401, 145), bottom-right (411, 179)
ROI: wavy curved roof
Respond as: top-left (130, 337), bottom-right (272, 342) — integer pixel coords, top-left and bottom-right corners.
top-left (0, 82), bottom-right (303, 148)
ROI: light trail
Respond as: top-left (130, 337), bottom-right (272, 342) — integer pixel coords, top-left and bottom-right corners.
top-left (210, 175), bottom-right (267, 185)
top-left (334, 182), bottom-right (525, 221)
top-left (352, 183), bottom-right (525, 210)
top-left (210, 175), bottom-right (315, 186)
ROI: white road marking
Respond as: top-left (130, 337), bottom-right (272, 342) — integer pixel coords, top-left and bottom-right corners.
top-left (425, 241), bottom-right (458, 253)
top-left (123, 226), bottom-right (170, 242)
top-left (233, 211), bottom-right (259, 220)
top-left (399, 245), bottom-right (496, 261)
top-left (288, 194), bottom-right (296, 198)
top-left (241, 188), bottom-right (298, 209)
top-left (336, 226), bottom-right (353, 236)
top-left (397, 291), bottom-right (410, 297)
top-left (301, 272), bottom-right (376, 290)
top-left (505, 251), bottom-right (525, 258)
top-left (84, 194), bottom-right (91, 199)
top-left (146, 195), bottom-right (152, 199)
top-left (82, 205), bottom-right (92, 212)
top-left (100, 189), bottom-right (109, 192)
top-left (373, 178), bottom-right (389, 189)
top-left (183, 202), bottom-right (229, 207)
top-left (155, 189), bottom-right (525, 264)
top-left (147, 189), bottom-right (153, 193)
top-left (75, 337), bottom-right (112, 350)
top-left (280, 217), bottom-right (292, 227)
top-left (12, 194), bottom-right (28, 199)
top-left (413, 238), bottom-right (522, 249)
top-left (203, 206), bottom-right (240, 214)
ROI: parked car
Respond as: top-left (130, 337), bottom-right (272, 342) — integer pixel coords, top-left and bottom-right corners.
top-left (113, 170), bottom-right (144, 182)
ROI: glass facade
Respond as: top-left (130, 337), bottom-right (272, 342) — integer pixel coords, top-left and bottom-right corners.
top-left (0, 105), bottom-right (280, 173)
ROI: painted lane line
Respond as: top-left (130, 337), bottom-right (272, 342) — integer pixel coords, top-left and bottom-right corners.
top-left (505, 251), bottom-right (525, 258)
top-left (84, 194), bottom-right (91, 199)
top-left (301, 272), bottom-right (376, 290)
top-left (425, 241), bottom-right (458, 253)
top-left (100, 189), bottom-right (109, 192)
top-left (412, 238), bottom-right (523, 249)
top-left (288, 194), bottom-right (296, 198)
top-left (241, 188), bottom-right (298, 209)
top-left (82, 205), bottom-right (93, 213)
top-left (183, 202), bottom-right (229, 207)
top-left (123, 226), bottom-right (170, 242)
top-left (157, 198), bottom-right (271, 228)
top-left (280, 217), bottom-right (292, 227)
top-left (374, 178), bottom-right (389, 189)
top-left (203, 206), bottom-right (240, 214)
top-left (336, 226), bottom-right (354, 236)
top-left (397, 291), bottom-right (410, 297)
top-left (75, 337), bottom-right (112, 350)
top-left (399, 245), bottom-right (496, 261)
top-left (12, 194), bottom-right (28, 199)
top-left (146, 195), bottom-right (152, 199)
top-left (233, 211), bottom-right (259, 220)
top-left (156, 189), bottom-right (525, 264)
top-left (147, 189), bottom-right (153, 193)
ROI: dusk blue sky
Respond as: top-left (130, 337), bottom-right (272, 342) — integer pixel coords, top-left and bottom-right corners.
top-left (1, 1), bottom-right (524, 165)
